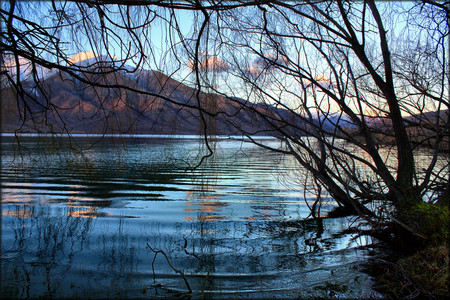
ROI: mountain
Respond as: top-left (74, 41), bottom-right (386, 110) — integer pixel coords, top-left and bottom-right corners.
top-left (0, 54), bottom-right (282, 136)
top-left (5, 54), bottom-right (443, 140)
top-left (1, 54), bottom-right (57, 84)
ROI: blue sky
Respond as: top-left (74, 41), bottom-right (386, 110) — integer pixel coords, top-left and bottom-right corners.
top-left (3, 1), bottom-right (446, 114)
top-left (2, 1), bottom-right (194, 71)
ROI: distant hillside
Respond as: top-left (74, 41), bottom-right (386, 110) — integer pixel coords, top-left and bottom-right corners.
top-left (356, 110), bottom-right (449, 151)
top-left (2, 55), bottom-right (446, 145)
top-left (0, 57), bottom-right (283, 136)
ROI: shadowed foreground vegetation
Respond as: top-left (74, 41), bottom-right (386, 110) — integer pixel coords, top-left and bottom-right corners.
top-left (367, 244), bottom-right (448, 298)
top-left (366, 201), bottom-right (449, 298)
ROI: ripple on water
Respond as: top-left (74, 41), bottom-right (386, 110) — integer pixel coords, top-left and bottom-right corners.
top-left (1, 136), bottom-right (383, 298)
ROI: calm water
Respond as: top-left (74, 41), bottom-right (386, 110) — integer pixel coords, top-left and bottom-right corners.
top-left (1, 135), bottom-right (381, 298)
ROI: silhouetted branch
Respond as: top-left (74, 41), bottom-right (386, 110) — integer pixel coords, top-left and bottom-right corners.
top-left (146, 242), bottom-right (192, 294)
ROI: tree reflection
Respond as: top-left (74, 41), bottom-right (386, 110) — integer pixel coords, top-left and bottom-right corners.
top-left (1, 201), bottom-right (147, 298)
top-left (1, 204), bottom-right (94, 298)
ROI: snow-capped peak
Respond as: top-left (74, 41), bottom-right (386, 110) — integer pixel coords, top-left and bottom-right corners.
top-left (1, 54), bottom-right (55, 84)
top-left (67, 51), bottom-right (97, 65)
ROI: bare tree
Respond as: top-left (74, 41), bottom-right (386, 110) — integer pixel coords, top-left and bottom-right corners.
top-left (194, 0), bottom-right (449, 240)
top-left (1, 0), bottom-right (449, 241)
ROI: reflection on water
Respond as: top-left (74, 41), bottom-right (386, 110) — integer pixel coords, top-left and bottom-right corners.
top-left (1, 136), bottom-right (381, 298)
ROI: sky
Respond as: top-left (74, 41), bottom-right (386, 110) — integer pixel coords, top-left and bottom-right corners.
top-left (2, 2), bottom-right (192, 67)
top-left (3, 1), bottom-right (447, 115)
top-left (4, 1), bottom-right (417, 75)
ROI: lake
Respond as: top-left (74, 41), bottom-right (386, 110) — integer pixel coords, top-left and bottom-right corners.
top-left (1, 135), bottom-right (382, 298)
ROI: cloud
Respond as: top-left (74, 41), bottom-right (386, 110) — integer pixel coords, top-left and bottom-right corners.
top-left (187, 56), bottom-right (230, 72)
top-left (302, 74), bottom-right (334, 89)
top-left (244, 53), bottom-right (289, 78)
top-left (313, 74), bottom-right (328, 82)
top-left (245, 65), bottom-right (262, 77)
top-left (254, 53), bottom-right (289, 68)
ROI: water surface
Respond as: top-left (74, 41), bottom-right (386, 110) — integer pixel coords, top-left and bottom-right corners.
top-left (1, 135), bottom-right (381, 298)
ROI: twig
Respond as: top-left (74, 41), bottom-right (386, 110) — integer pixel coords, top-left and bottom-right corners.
top-left (184, 238), bottom-right (202, 261)
top-left (147, 243), bottom-right (192, 294)
top-left (201, 270), bottom-right (210, 299)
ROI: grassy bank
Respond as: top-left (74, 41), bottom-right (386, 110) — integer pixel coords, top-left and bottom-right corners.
top-left (366, 202), bottom-right (449, 298)
top-left (368, 244), bottom-right (448, 298)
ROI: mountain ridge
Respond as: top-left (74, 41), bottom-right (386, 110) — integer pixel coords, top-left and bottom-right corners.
top-left (1, 56), bottom-right (279, 136)
top-left (2, 54), bottom-right (446, 140)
